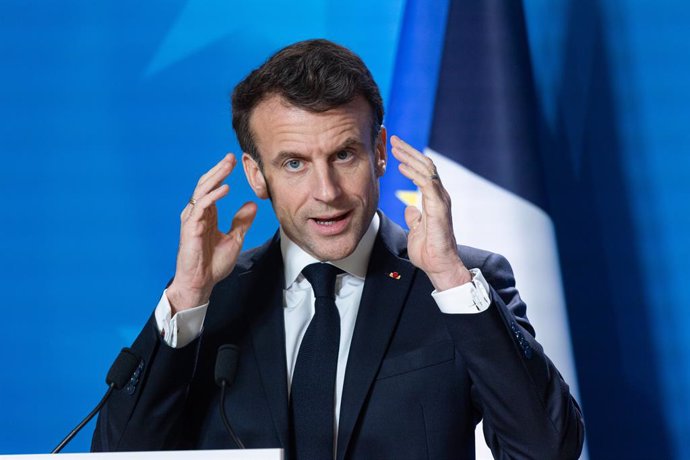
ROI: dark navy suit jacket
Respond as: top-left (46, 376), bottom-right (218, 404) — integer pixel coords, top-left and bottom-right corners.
top-left (92, 213), bottom-right (584, 459)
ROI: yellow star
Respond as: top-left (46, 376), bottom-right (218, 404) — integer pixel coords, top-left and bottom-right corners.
top-left (395, 190), bottom-right (420, 207)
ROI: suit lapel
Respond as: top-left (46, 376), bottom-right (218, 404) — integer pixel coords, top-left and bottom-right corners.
top-left (242, 239), bottom-right (290, 450)
top-left (336, 216), bottom-right (416, 459)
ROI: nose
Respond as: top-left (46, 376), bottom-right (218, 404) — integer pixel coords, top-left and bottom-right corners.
top-left (311, 162), bottom-right (341, 203)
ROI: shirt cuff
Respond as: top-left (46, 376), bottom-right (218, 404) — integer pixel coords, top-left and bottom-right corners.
top-left (431, 268), bottom-right (491, 314)
top-left (154, 289), bottom-right (208, 348)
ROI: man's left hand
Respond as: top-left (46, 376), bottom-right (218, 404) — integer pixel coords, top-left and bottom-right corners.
top-left (390, 135), bottom-right (473, 291)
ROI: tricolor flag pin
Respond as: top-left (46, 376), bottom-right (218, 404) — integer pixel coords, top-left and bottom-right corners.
top-left (388, 271), bottom-right (401, 280)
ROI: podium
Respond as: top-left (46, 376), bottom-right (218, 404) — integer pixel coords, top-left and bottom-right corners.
top-left (0, 450), bottom-right (283, 459)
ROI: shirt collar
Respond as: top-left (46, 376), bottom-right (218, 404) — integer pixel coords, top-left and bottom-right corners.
top-left (280, 212), bottom-right (380, 288)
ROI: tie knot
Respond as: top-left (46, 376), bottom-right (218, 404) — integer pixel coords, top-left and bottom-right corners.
top-left (302, 263), bottom-right (342, 299)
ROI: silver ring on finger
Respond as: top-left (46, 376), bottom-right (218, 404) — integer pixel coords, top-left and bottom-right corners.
top-left (189, 197), bottom-right (197, 206)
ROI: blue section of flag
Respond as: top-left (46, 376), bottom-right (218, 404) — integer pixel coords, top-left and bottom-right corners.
top-left (380, 0), bottom-right (450, 226)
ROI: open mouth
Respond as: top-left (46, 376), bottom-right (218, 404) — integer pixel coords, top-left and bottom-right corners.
top-left (312, 211), bottom-right (350, 226)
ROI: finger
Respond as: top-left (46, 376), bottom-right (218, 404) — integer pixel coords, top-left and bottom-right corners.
top-left (397, 160), bottom-right (450, 219)
top-left (198, 153), bottom-right (235, 187)
top-left (390, 136), bottom-right (424, 163)
top-left (186, 184), bottom-right (230, 222)
top-left (393, 145), bottom-right (437, 180)
top-left (226, 201), bottom-right (258, 243)
top-left (404, 205), bottom-right (422, 231)
top-left (181, 155), bottom-right (235, 218)
top-left (192, 155), bottom-right (237, 202)
top-left (391, 136), bottom-right (443, 192)
top-left (181, 181), bottom-right (225, 220)
top-left (391, 136), bottom-right (436, 176)
top-left (397, 161), bottom-right (444, 199)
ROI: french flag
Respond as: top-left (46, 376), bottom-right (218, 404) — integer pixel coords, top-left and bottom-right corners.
top-left (381, 0), bottom-right (586, 458)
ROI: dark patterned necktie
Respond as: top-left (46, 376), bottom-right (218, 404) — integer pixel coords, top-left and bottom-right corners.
top-left (290, 263), bottom-right (342, 460)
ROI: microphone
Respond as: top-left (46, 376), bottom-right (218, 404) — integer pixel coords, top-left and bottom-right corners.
top-left (215, 344), bottom-right (245, 449)
top-left (52, 347), bottom-right (140, 453)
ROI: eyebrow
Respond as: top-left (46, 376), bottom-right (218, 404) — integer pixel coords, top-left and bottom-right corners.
top-left (270, 137), bottom-right (366, 167)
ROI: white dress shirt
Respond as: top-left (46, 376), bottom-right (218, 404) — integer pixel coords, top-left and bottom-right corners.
top-left (154, 213), bottom-right (491, 431)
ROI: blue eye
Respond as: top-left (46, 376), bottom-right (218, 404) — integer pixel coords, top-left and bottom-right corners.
top-left (336, 150), bottom-right (352, 161)
top-left (285, 159), bottom-right (302, 170)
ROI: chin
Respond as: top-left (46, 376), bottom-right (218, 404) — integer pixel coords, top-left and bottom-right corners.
top-left (308, 237), bottom-right (358, 262)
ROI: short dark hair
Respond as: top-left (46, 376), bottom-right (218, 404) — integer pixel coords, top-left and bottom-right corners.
top-left (231, 39), bottom-right (384, 165)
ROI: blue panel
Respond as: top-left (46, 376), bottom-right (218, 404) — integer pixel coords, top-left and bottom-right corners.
top-left (522, 0), bottom-right (690, 458)
top-left (0, 0), bottom-right (404, 453)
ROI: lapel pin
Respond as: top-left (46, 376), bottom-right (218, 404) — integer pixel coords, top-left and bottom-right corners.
top-left (388, 271), bottom-right (401, 280)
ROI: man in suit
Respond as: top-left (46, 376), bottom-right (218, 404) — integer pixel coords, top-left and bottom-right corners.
top-left (93, 39), bottom-right (584, 459)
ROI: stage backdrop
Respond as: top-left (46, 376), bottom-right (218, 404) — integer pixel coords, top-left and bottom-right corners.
top-left (1, 1), bottom-right (689, 459)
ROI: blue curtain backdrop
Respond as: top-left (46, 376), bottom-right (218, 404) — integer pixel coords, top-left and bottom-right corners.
top-left (1, 1), bottom-right (689, 458)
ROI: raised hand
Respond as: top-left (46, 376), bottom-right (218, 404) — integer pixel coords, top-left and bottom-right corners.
top-left (166, 154), bottom-right (257, 312)
top-left (390, 136), bottom-right (472, 291)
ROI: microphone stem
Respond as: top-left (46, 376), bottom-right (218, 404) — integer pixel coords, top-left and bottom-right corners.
top-left (52, 384), bottom-right (114, 454)
top-left (220, 381), bottom-right (245, 449)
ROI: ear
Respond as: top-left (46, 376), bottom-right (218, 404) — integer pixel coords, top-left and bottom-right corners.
top-left (375, 125), bottom-right (388, 177)
top-left (242, 152), bottom-right (269, 199)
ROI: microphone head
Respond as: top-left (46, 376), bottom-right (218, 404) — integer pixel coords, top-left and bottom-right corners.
top-left (106, 347), bottom-right (140, 389)
top-left (215, 344), bottom-right (240, 387)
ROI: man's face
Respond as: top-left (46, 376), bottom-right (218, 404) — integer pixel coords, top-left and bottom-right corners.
top-left (242, 95), bottom-right (386, 261)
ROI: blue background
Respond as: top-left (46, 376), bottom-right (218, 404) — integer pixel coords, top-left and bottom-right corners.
top-left (1, 1), bottom-right (689, 458)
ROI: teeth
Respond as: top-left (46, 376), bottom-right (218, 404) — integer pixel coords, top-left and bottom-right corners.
top-left (314, 213), bottom-right (347, 226)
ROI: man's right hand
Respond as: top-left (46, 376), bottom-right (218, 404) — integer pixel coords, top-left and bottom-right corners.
top-left (166, 154), bottom-right (257, 313)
